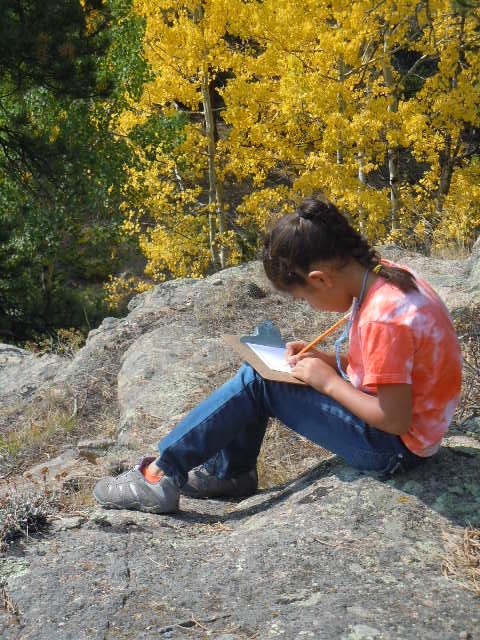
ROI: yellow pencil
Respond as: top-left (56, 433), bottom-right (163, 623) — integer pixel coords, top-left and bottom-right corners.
top-left (297, 314), bottom-right (351, 356)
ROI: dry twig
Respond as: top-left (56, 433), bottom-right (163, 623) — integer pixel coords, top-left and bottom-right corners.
top-left (1, 584), bottom-right (21, 620)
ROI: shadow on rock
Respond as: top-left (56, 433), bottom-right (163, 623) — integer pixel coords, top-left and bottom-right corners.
top-left (172, 444), bottom-right (480, 528)
top-left (379, 445), bottom-right (480, 527)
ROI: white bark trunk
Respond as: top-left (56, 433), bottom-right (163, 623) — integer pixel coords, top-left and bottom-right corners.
top-left (201, 68), bottom-right (226, 269)
top-left (382, 35), bottom-right (400, 231)
top-left (357, 152), bottom-right (367, 231)
top-left (337, 56), bottom-right (345, 165)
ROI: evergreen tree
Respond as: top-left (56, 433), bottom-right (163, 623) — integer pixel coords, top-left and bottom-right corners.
top-left (0, 0), bottom-right (148, 341)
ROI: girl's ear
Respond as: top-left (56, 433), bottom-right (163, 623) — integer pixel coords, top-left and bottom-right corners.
top-left (307, 269), bottom-right (333, 289)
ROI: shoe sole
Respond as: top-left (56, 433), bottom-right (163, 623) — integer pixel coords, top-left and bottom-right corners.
top-left (93, 492), bottom-right (179, 514)
top-left (180, 487), bottom-right (257, 499)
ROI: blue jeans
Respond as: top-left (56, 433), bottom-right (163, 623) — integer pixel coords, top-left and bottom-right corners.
top-left (156, 363), bottom-right (424, 487)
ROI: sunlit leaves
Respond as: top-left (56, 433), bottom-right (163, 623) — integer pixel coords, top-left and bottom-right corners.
top-left (129, 0), bottom-right (479, 283)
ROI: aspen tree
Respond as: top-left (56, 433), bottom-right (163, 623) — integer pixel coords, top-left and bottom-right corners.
top-left (227, 0), bottom-right (479, 247)
top-left (125, 0), bottom-right (480, 279)
top-left (131, 0), bottom-right (232, 272)
top-left (399, 0), bottom-right (480, 249)
top-left (224, 0), bottom-right (391, 235)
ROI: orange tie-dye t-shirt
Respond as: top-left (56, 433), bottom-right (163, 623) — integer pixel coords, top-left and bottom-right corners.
top-left (346, 261), bottom-right (462, 457)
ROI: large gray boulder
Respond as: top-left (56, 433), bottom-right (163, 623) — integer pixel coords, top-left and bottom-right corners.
top-left (0, 345), bottom-right (63, 404)
top-left (1, 248), bottom-right (477, 454)
top-left (1, 248), bottom-right (479, 639)
top-left (1, 448), bottom-right (479, 639)
top-left (115, 263), bottom-right (287, 447)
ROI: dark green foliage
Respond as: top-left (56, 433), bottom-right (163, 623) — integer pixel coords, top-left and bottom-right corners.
top-left (0, 0), bottom-right (152, 341)
top-left (98, 0), bottom-right (151, 101)
top-left (129, 112), bottom-right (188, 162)
top-left (0, 1), bottom-right (102, 96)
top-left (1, 1), bottom-right (107, 178)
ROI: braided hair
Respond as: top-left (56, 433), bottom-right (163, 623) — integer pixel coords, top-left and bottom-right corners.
top-left (263, 196), bottom-right (417, 293)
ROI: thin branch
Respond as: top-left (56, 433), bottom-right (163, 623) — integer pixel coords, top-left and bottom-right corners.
top-left (395, 52), bottom-right (436, 91)
top-left (364, 0), bottom-right (388, 16)
top-left (345, 45), bottom-right (404, 80)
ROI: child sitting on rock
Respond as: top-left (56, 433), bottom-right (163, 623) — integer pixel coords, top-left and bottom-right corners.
top-left (93, 196), bottom-right (462, 513)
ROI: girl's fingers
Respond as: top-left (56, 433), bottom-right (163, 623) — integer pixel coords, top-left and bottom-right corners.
top-left (286, 342), bottom-right (322, 366)
top-left (288, 352), bottom-right (312, 365)
top-left (285, 340), bottom-right (308, 357)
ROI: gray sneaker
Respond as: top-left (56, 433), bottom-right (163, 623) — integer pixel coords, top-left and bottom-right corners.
top-left (93, 456), bottom-right (179, 514)
top-left (181, 466), bottom-right (258, 499)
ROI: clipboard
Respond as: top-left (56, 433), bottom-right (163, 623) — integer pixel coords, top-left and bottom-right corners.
top-left (223, 334), bottom-right (307, 385)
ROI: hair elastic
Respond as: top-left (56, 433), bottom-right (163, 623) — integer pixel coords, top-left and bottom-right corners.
top-left (373, 264), bottom-right (383, 274)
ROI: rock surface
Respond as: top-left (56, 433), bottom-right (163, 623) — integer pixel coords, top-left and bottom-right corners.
top-left (470, 236), bottom-right (480, 301)
top-left (115, 250), bottom-right (478, 450)
top-left (0, 345), bottom-right (63, 404)
top-left (1, 448), bottom-right (479, 639)
top-left (1, 247), bottom-right (479, 639)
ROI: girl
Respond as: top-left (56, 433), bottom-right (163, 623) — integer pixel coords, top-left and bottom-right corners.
top-left (94, 196), bottom-right (462, 513)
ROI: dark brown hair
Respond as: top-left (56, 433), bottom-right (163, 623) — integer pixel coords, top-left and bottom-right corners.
top-left (262, 196), bottom-right (417, 293)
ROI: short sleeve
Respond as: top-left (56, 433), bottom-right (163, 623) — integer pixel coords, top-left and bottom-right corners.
top-left (359, 321), bottom-right (414, 387)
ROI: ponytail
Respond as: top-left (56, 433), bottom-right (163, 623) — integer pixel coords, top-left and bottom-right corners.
top-left (263, 196), bottom-right (417, 293)
top-left (372, 262), bottom-right (417, 293)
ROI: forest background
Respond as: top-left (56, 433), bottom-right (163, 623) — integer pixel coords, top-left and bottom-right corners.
top-left (1, 0), bottom-right (479, 345)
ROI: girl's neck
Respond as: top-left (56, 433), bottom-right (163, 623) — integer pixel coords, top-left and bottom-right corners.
top-left (341, 260), bottom-right (379, 303)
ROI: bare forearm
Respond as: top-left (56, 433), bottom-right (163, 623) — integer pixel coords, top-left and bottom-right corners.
top-left (291, 356), bottom-right (412, 435)
top-left (315, 350), bottom-right (348, 372)
top-left (322, 377), bottom-right (411, 436)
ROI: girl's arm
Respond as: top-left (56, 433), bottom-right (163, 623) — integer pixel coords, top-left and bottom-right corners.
top-left (291, 358), bottom-right (412, 436)
top-left (286, 342), bottom-right (348, 371)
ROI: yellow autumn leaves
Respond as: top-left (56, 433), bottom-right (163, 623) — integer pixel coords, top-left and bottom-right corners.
top-left (121, 0), bottom-right (480, 280)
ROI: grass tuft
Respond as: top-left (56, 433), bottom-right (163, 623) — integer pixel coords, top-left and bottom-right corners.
top-left (0, 413), bottom-right (76, 459)
top-left (452, 305), bottom-right (480, 425)
top-left (257, 418), bottom-right (331, 489)
top-left (0, 486), bottom-right (58, 552)
top-left (442, 527), bottom-right (480, 596)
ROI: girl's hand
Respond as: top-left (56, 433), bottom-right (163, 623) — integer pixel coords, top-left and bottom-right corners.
top-left (286, 342), bottom-right (339, 369)
top-left (290, 357), bottom-right (338, 393)
top-left (285, 340), bottom-right (320, 364)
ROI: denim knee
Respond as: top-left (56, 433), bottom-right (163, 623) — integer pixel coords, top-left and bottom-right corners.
top-left (237, 363), bottom-right (260, 386)
top-left (235, 363), bottom-right (267, 399)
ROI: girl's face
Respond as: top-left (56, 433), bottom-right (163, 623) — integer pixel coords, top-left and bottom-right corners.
top-left (289, 283), bottom-right (351, 312)
top-left (289, 265), bottom-right (354, 313)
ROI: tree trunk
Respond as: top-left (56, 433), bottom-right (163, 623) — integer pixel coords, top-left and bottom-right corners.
top-left (386, 145), bottom-right (400, 231)
top-left (381, 35), bottom-right (401, 231)
top-left (337, 56), bottom-right (345, 165)
top-left (436, 133), bottom-right (461, 214)
top-left (201, 66), bottom-right (226, 269)
top-left (357, 152), bottom-right (367, 232)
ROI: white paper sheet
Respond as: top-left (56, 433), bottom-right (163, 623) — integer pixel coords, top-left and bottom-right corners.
top-left (245, 342), bottom-right (292, 373)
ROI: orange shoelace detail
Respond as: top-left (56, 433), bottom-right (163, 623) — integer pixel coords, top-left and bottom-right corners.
top-left (142, 465), bottom-right (162, 484)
